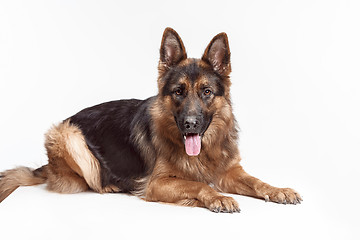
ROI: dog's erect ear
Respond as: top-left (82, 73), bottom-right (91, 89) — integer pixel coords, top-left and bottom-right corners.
top-left (159, 28), bottom-right (187, 69)
top-left (202, 33), bottom-right (231, 76)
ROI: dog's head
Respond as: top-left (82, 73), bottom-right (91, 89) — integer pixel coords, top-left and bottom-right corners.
top-left (157, 28), bottom-right (233, 156)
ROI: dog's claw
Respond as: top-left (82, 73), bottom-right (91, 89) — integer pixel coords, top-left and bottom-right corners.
top-left (264, 195), bottom-right (270, 202)
top-left (212, 207), bottom-right (221, 213)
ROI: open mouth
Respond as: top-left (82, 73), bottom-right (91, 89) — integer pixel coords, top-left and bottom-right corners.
top-left (183, 133), bottom-right (202, 156)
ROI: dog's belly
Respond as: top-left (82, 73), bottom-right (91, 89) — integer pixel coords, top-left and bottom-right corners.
top-left (68, 97), bottom-right (156, 192)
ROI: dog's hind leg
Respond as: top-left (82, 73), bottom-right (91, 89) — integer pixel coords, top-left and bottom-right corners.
top-left (45, 156), bottom-right (89, 194)
top-left (1, 120), bottom-right (115, 202)
top-left (45, 120), bottom-right (117, 194)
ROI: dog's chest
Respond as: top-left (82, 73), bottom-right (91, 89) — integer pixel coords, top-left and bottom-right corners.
top-left (175, 154), bottom-right (223, 183)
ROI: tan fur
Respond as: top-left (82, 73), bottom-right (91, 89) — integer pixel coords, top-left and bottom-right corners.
top-left (146, 50), bottom-right (242, 210)
top-left (146, 88), bottom-right (243, 212)
top-left (45, 159), bottom-right (89, 194)
top-left (44, 120), bottom-right (118, 194)
top-left (146, 88), bottom-right (301, 211)
top-left (215, 165), bottom-right (303, 204)
top-left (143, 29), bottom-right (301, 212)
top-left (150, 97), bottom-right (184, 150)
top-left (0, 167), bottom-right (46, 202)
top-left (131, 176), bottom-right (151, 197)
top-left (146, 169), bottom-right (239, 212)
top-left (0, 120), bottom-right (120, 202)
top-left (0, 28), bottom-right (301, 211)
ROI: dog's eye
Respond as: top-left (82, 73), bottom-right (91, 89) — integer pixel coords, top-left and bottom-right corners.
top-left (204, 89), bottom-right (212, 96)
top-left (175, 89), bottom-right (183, 96)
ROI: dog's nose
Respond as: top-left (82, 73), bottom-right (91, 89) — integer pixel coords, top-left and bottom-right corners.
top-left (184, 116), bottom-right (200, 131)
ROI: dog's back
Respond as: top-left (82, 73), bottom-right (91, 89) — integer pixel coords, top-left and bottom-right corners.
top-left (68, 98), bottom-right (156, 192)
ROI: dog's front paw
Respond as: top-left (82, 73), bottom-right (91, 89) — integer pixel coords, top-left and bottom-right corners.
top-left (204, 195), bottom-right (240, 213)
top-left (262, 187), bottom-right (302, 204)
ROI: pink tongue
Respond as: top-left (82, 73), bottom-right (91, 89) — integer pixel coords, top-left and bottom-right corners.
top-left (185, 134), bottom-right (201, 156)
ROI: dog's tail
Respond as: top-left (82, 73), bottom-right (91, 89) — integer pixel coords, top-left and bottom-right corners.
top-left (0, 165), bottom-right (48, 203)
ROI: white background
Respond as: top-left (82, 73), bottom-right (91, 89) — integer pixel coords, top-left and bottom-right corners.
top-left (1, 0), bottom-right (359, 239)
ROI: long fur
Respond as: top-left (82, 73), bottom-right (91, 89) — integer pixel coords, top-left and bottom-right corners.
top-left (0, 167), bottom-right (46, 202)
top-left (0, 28), bottom-right (301, 211)
top-left (44, 120), bottom-right (103, 193)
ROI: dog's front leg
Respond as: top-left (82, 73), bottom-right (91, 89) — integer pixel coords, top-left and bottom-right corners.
top-left (216, 165), bottom-right (302, 204)
top-left (145, 177), bottom-right (240, 213)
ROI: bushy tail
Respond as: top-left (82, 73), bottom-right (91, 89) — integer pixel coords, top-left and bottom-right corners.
top-left (0, 165), bottom-right (47, 203)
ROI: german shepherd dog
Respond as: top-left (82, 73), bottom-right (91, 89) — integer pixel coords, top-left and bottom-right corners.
top-left (0, 28), bottom-right (302, 212)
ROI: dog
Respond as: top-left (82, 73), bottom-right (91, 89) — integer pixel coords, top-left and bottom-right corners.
top-left (0, 28), bottom-right (302, 212)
